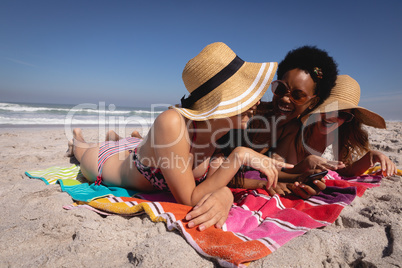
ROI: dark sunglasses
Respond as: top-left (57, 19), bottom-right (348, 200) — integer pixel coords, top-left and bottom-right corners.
top-left (322, 111), bottom-right (355, 124)
top-left (271, 80), bottom-right (316, 105)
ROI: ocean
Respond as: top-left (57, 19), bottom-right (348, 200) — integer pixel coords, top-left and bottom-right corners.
top-left (0, 102), bottom-right (166, 127)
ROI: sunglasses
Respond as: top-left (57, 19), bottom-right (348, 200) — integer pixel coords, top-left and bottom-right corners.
top-left (271, 80), bottom-right (316, 105)
top-left (322, 111), bottom-right (355, 124)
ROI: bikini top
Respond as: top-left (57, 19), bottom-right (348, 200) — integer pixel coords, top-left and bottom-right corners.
top-left (133, 121), bottom-right (210, 191)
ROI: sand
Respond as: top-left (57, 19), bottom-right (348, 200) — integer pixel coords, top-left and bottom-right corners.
top-left (0, 123), bottom-right (401, 267)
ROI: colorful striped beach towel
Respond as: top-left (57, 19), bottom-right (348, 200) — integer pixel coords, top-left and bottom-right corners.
top-left (25, 165), bottom-right (138, 202)
top-left (63, 170), bottom-right (384, 267)
top-left (25, 164), bottom-right (84, 185)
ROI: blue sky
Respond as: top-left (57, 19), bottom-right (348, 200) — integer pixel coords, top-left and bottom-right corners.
top-left (1, 0), bottom-right (401, 120)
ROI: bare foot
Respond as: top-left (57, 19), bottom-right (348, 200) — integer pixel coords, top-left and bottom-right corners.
top-left (105, 130), bottom-right (121, 141)
top-left (65, 140), bottom-right (74, 157)
top-left (70, 128), bottom-right (94, 162)
top-left (72, 128), bottom-right (88, 149)
top-left (66, 128), bottom-right (85, 157)
top-left (131, 130), bottom-right (143, 139)
top-left (73, 128), bottom-right (85, 142)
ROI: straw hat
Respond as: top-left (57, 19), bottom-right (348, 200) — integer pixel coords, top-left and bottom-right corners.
top-left (173, 42), bottom-right (277, 121)
top-left (303, 75), bottom-right (386, 128)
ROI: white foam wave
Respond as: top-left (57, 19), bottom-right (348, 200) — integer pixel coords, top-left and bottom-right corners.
top-left (0, 116), bottom-right (155, 126)
top-left (0, 103), bottom-right (163, 115)
top-left (133, 110), bottom-right (163, 115)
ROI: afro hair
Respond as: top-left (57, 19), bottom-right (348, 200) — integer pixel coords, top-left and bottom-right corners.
top-left (277, 46), bottom-right (338, 105)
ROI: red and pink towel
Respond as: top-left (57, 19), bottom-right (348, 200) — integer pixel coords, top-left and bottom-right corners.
top-left (64, 170), bottom-right (383, 267)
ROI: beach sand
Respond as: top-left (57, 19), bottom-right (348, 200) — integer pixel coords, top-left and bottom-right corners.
top-left (0, 123), bottom-right (401, 267)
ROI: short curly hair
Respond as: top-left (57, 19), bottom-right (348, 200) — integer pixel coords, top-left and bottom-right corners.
top-left (277, 45), bottom-right (338, 105)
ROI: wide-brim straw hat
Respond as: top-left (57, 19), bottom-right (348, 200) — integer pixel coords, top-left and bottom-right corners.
top-left (302, 75), bottom-right (386, 128)
top-left (173, 42), bottom-right (278, 121)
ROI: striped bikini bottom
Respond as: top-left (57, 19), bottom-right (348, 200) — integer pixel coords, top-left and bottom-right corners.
top-left (94, 137), bottom-right (142, 185)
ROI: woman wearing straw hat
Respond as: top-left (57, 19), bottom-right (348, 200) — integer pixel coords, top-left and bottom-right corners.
top-left (218, 45), bottom-right (340, 195)
top-left (68, 42), bottom-right (293, 231)
top-left (274, 75), bottom-right (397, 177)
top-left (236, 75), bottom-right (396, 198)
top-left (218, 45), bottom-right (339, 157)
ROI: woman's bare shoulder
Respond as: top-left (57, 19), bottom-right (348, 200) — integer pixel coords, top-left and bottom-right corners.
top-left (152, 109), bottom-right (188, 143)
top-left (155, 109), bottom-right (185, 128)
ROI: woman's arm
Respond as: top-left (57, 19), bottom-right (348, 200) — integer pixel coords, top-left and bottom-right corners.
top-left (243, 169), bottom-right (326, 197)
top-left (189, 147), bottom-right (293, 205)
top-left (153, 111), bottom-right (293, 206)
top-left (185, 186), bottom-right (234, 231)
top-left (283, 155), bottom-right (346, 174)
top-left (337, 150), bottom-right (397, 177)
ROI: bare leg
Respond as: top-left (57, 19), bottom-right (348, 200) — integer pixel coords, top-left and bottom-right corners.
top-left (131, 130), bottom-right (143, 139)
top-left (104, 130), bottom-right (142, 141)
top-left (105, 130), bottom-right (123, 141)
top-left (71, 128), bottom-right (96, 163)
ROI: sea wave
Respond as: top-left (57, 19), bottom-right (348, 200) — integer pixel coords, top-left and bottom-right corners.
top-left (0, 115), bottom-right (155, 126)
top-left (0, 102), bottom-right (163, 115)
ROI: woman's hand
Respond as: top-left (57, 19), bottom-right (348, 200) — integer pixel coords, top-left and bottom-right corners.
top-left (369, 150), bottom-right (397, 176)
top-left (288, 155), bottom-right (345, 174)
top-left (267, 182), bottom-right (293, 196)
top-left (338, 150), bottom-right (398, 177)
top-left (185, 187), bottom-right (233, 231)
top-left (234, 147), bottom-right (294, 190)
top-left (289, 169), bottom-right (327, 199)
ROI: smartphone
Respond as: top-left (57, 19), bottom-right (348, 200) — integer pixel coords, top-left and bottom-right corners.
top-left (305, 170), bottom-right (328, 188)
top-left (307, 170), bottom-right (328, 179)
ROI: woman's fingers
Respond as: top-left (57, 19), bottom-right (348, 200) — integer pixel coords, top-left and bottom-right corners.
top-left (215, 215), bottom-right (227, 229)
top-left (273, 186), bottom-right (285, 196)
top-left (268, 169), bottom-right (278, 188)
top-left (376, 153), bottom-right (394, 176)
top-left (301, 180), bottom-right (326, 197)
top-left (267, 187), bottom-right (277, 196)
top-left (260, 166), bottom-right (278, 189)
top-left (291, 169), bottom-right (327, 199)
top-left (321, 160), bottom-right (345, 170)
top-left (371, 150), bottom-right (397, 176)
top-left (312, 180), bottom-right (326, 191)
top-left (261, 155), bottom-right (294, 170)
top-left (304, 178), bottom-right (326, 193)
top-left (186, 200), bottom-right (217, 230)
top-left (380, 157), bottom-right (388, 175)
top-left (291, 185), bottom-right (311, 199)
top-left (185, 193), bottom-right (210, 222)
top-left (274, 160), bottom-right (294, 170)
top-left (391, 162), bottom-right (398, 175)
top-left (386, 158), bottom-right (397, 176)
top-left (316, 164), bottom-right (329, 171)
top-left (283, 184), bottom-right (293, 195)
top-left (185, 188), bottom-right (232, 231)
top-left (267, 184), bottom-right (287, 196)
top-left (189, 207), bottom-right (224, 231)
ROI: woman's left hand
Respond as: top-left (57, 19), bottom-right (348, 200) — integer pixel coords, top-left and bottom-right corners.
top-left (267, 182), bottom-right (293, 196)
top-left (295, 155), bottom-right (345, 173)
top-left (290, 170), bottom-right (327, 199)
top-left (185, 186), bottom-right (233, 231)
top-left (369, 150), bottom-right (398, 176)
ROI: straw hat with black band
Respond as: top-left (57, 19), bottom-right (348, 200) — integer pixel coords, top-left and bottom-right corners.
top-left (172, 42), bottom-right (278, 121)
top-left (302, 75), bottom-right (386, 129)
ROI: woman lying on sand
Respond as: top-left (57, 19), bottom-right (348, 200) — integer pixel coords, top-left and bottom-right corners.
top-left (67, 42), bottom-right (295, 231)
top-left (239, 75), bottom-right (397, 197)
top-left (95, 45), bottom-right (341, 201)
